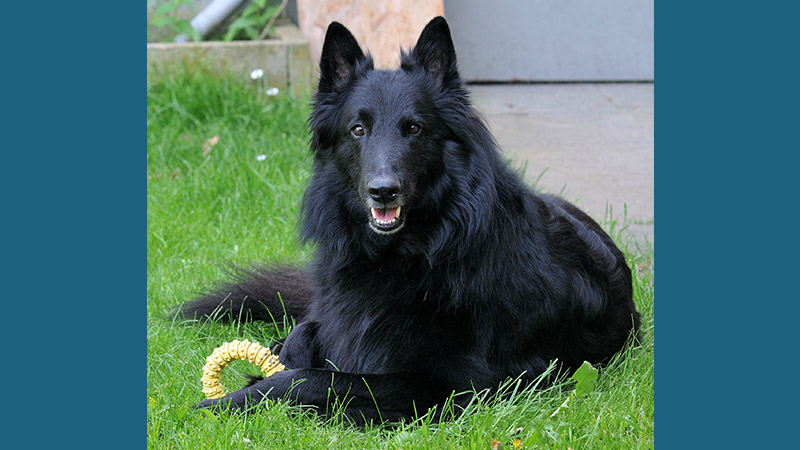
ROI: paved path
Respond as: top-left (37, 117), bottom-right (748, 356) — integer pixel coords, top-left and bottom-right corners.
top-left (467, 83), bottom-right (654, 250)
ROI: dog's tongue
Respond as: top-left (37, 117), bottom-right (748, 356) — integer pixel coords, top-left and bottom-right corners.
top-left (372, 207), bottom-right (400, 222)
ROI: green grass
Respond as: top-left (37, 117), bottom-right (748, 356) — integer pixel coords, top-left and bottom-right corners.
top-left (147, 68), bottom-right (654, 450)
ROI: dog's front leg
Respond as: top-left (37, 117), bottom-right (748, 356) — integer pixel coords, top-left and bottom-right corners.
top-left (196, 369), bottom-right (451, 424)
top-left (274, 320), bottom-right (321, 369)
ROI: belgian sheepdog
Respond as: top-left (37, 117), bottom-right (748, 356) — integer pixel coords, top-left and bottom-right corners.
top-left (179, 16), bottom-right (641, 424)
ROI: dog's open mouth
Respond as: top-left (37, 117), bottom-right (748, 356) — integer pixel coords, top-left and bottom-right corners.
top-left (369, 206), bottom-right (404, 234)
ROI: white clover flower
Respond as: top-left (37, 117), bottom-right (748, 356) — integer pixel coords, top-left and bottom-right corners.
top-left (250, 68), bottom-right (264, 80)
top-left (266, 87), bottom-right (279, 96)
top-left (256, 154), bottom-right (267, 161)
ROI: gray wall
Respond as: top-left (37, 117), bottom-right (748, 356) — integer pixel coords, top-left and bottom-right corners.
top-left (443, 0), bottom-right (654, 81)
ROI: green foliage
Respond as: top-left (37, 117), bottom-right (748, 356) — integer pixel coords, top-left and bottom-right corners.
top-left (571, 361), bottom-right (599, 397)
top-left (223, 0), bottom-right (283, 41)
top-left (148, 0), bottom-right (284, 42)
top-left (149, 0), bottom-right (200, 42)
top-left (147, 68), bottom-right (654, 449)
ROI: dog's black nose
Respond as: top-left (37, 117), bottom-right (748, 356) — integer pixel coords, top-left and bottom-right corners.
top-left (367, 178), bottom-right (401, 203)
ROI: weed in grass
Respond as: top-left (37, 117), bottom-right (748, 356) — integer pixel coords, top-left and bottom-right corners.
top-left (147, 69), bottom-right (654, 449)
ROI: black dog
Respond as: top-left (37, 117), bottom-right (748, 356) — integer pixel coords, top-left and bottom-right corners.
top-left (180, 16), bottom-right (641, 424)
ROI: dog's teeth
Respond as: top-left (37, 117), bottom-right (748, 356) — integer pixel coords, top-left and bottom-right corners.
top-left (371, 208), bottom-right (378, 219)
top-left (395, 207), bottom-right (401, 218)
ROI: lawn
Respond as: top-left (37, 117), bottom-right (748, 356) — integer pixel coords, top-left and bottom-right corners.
top-left (146, 68), bottom-right (654, 449)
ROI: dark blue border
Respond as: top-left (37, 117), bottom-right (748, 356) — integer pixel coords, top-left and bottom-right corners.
top-left (3, 2), bottom-right (141, 447)
top-left (657, 2), bottom-right (799, 448)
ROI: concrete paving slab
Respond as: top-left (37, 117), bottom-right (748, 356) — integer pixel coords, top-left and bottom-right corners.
top-left (466, 83), bottom-right (654, 250)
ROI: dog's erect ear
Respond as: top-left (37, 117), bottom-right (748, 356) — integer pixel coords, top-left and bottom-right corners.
top-left (318, 22), bottom-right (366, 92)
top-left (411, 17), bottom-right (458, 85)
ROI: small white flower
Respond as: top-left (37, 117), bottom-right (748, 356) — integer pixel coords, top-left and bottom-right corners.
top-left (256, 154), bottom-right (267, 161)
top-left (266, 87), bottom-right (279, 96)
top-left (250, 68), bottom-right (264, 80)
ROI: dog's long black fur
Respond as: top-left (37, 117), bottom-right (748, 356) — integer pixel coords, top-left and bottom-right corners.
top-left (179, 17), bottom-right (641, 425)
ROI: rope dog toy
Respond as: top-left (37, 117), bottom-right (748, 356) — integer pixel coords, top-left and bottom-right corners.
top-left (201, 339), bottom-right (285, 399)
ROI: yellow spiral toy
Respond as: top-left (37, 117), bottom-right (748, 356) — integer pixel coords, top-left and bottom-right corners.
top-left (201, 339), bottom-right (285, 399)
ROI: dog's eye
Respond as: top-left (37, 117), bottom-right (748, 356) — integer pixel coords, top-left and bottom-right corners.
top-left (351, 125), bottom-right (365, 137)
top-left (408, 123), bottom-right (421, 135)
